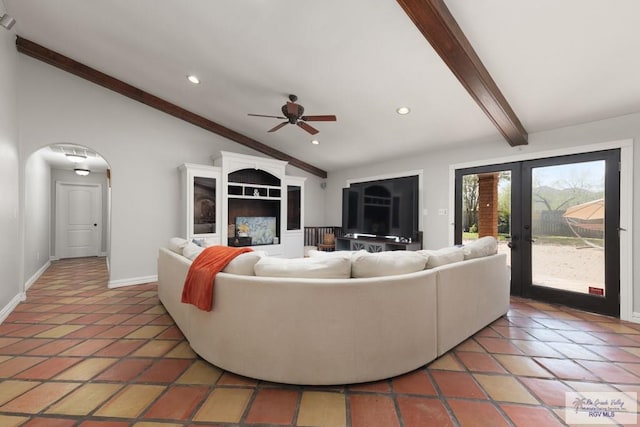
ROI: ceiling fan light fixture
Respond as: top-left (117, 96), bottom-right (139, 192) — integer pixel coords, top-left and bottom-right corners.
top-left (66, 153), bottom-right (87, 163)
top-left (311, 139), bottom-right (320, 145)
top-left (248, 94), bottom-right (336, 135)
top-left (187, 75), bottom-right (200, 84)
top-left (74, 168), bottom-right (90, 176)
top-left (396, 106), bottom-right (411, 115)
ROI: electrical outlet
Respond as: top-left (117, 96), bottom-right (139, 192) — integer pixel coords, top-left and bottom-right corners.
top-left (438, 208), bottom-right (448, 216)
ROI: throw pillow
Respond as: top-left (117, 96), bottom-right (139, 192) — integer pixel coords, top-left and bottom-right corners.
top-left (418, 246), bottom-right (464, 268)
top-left (351, 251), bottom-right (427, 278)
top-left (168, 237), bottom-right (188, 254)
top-left (254, 256), bottom-right (351, 279)
top-left (222, 251), bottom-right (266, 276)
top-left (183, 242), bottom-right (205, 260)
top-left (463, 236), bottom-right (498, 260)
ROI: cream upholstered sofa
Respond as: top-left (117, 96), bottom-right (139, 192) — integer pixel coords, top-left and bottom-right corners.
top-left (157, 238), bottom-right (509, 385)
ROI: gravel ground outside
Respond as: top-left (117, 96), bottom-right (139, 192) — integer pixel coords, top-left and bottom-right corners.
top-left (496, 241), bottom-right (605, 295)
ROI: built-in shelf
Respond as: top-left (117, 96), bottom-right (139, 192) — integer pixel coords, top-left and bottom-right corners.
top-left (227, 183), bottom-right (281, 199)
top-left (211, 151), bottom-right (305, 257)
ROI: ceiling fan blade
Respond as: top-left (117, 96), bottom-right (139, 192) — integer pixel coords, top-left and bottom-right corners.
top-left (297, 121), bottom-right (319, 135)
top-left (248, 113), bottom-right (286, 119)
top-left (286, 101), bottom-right (299, 116)
top-left (268, 122), bottom-right (289, 133)
top-left (301, 115), bottom-right (337, 122)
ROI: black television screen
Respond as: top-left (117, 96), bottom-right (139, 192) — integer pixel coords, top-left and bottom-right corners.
top-left (342, 175), bottom-right (419, 240)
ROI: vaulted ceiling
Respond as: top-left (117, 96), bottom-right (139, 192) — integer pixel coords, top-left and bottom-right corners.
top-left (6, 0), bottom-right (640, 177)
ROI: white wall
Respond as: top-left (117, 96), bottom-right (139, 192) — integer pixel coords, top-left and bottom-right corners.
top-left (50, 168), bottom-right (109, 255)
top-left (0, 12), bottom-right (21, 316)
top-left (23, 151), bottom-right (50, 285)
top-left (326, 113), bottom-right (638, 311)
top-left (293, 171), bottom-right (326, 227)
top-left (17, 55), bottom-right (324, 287)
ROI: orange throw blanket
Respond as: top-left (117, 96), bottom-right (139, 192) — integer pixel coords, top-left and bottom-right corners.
top-left (181, 245), bottom-right (253, 311)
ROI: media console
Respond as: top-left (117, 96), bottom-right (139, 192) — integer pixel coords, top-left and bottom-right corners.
top-left (336, 235), bottom-right (421, 252)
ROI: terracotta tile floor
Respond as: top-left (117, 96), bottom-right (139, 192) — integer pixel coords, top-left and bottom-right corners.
top-left (1, 257), bottom-right (639, 426)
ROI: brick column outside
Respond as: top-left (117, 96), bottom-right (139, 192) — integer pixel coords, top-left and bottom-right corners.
top-left (477, 173), bottom-right (499, 238)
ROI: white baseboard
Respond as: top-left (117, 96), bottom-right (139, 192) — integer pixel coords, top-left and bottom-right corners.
top-left (25, 261), bottom-right (51, 291)
top-left (630, 312), bottom-right (640, 325)
top-left (108, 275), bottom-right (157, 289)
top-left (0, 292), bottom-right (26, 323)
top-left (50, 253), bottom-right (107, 261)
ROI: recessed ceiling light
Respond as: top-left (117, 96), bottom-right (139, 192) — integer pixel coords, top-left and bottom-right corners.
top-left (311, 139), bottom-right (320, 145)
top-left (187, 75), bottom-right (200, 84)
top-left (66, 153), bottom-right (86, 163)
top-left (396, 106), bottom-right (410, 115)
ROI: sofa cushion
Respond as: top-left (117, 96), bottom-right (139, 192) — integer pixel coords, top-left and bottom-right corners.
top-left (222, 251), bottom-right (265, 276)
top-left (351, 251), bottom-right (427, 278)
top-left (254, 256), bottom-right (351, 278)
top-left (307, 249), bottom-right (365, 260)
top-left (419, 246), bottom-right (464, 269)
top-left (183, 242), bottom-right (205, 260)
top-left (168, 237), bottom-right (189, 254)
top-left (463, 236), bottom-right (498, 260)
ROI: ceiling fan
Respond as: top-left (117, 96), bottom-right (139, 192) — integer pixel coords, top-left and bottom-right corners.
top-left (248, 94), bottom-right (337, 135)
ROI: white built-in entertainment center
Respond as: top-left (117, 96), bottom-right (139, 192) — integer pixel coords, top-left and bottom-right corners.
top-left (179, 152), bottom-right (305, 257)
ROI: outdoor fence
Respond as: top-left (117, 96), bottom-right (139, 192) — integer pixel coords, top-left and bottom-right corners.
top-left (533, 210), bottom-right (603, 239)
top-left (463, 209), bottom-right (603, 239)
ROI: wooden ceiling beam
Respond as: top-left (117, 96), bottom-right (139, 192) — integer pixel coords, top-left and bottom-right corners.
top-left (15, 36), bottom-right (328, 178)
top-left (396, 0), bottom-right (528, 146)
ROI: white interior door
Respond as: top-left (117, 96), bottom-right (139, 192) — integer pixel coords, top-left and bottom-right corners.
top-left (55, 182), bottom-right (102, 258)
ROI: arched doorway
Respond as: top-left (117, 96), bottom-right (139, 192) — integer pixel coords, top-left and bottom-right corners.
top-left (23, 143), bottom-right (111, 289)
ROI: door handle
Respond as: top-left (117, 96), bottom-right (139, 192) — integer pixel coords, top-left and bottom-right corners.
top-left (507, 235), bottom-right (518, 249)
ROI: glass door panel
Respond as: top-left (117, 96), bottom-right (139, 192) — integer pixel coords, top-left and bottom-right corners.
top-left (521, 150), bottom-right (619, 316)
top-left (530, 161), bottom-right (605, 295)
top-left (459, 170), bottom-right (513, 269)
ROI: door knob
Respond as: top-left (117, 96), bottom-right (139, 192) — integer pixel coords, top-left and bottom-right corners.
top-left (93, 223), bottom-right (97, 227)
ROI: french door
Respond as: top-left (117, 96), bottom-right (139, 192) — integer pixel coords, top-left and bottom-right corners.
top-left (455, 149), bottom-right (620, 317)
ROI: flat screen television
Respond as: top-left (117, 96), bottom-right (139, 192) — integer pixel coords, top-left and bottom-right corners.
top-left (235, 216), bottom-right (277, 245)
top-left (342, 175), bottom-right (419, 240)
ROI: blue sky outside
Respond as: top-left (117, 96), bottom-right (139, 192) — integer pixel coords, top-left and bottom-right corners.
top-left (532, 160), bottom-right (605, 192)
top-left (495, 160), bottom-right (605, 192)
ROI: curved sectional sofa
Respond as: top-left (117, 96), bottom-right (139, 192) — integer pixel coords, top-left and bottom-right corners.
top-left (157, 239), bottom-right (510, 385)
